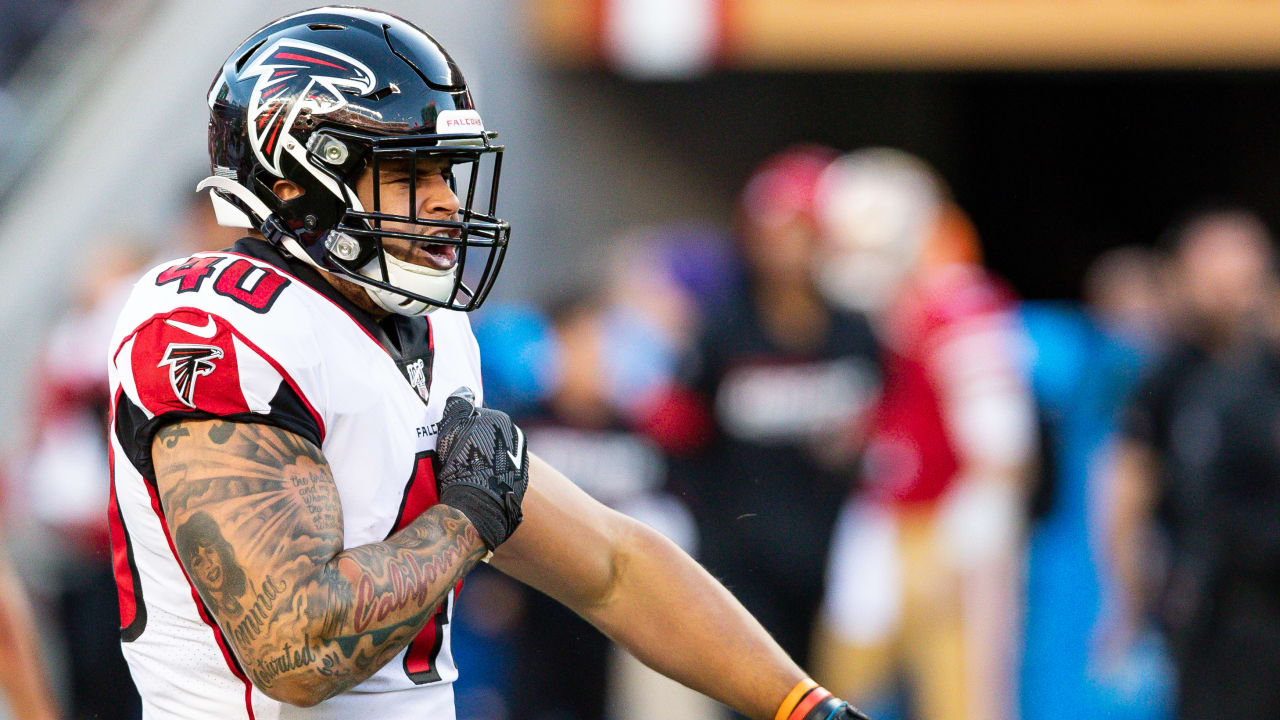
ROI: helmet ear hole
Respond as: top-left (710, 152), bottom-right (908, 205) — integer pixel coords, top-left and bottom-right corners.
top-left (272, 179), bottom-right (305, 203)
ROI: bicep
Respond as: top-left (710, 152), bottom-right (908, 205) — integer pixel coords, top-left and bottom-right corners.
top-left (151, 419), bottom-right (344, 652)
top-left (489, 453), bottom-right (626, 611)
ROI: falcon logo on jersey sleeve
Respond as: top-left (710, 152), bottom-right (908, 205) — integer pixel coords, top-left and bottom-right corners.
top-left (159, 344), bottom-right (225, 409)
top-left (124, 310), bottom-right (251, 418)
top-left (243, 39), bottom-right (376, 176)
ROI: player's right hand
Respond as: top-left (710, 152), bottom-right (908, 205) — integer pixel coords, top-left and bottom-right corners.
top-left (435, 387), bottom-right (529, 550)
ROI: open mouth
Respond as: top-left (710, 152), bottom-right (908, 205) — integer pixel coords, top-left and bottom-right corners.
top-left (416, 239), bottom-right (458, 271)
top-left (380, 228), bottom-right (462, 272)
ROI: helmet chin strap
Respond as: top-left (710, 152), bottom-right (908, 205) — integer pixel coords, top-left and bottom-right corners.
top-left (358, 250), bottom-right (456, 316)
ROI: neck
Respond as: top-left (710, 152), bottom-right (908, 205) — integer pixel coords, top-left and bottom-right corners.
top-left (322, 271), bottom-right (392, 320)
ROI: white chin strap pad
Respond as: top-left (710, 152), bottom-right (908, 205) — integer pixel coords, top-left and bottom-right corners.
top-left (360, 251), bottom-right (457, 316)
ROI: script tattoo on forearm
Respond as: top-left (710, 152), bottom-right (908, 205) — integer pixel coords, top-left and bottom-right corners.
top-left (153, 419), bottom-right (485, 704)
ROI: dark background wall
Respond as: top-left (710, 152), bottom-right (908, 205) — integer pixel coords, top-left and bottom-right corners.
top-left (557, 70), bottom-right (1280, 299)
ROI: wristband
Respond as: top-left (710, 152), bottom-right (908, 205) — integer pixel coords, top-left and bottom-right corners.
top-left (775, 679), bottom-right (819, 720)
top-left (790, 686), bottom-right (833, 720)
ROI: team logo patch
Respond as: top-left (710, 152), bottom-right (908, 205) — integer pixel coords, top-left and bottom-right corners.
top-left (243, 38), bottom-right (376, 177)
top-left (159, 344), bottom-right (226, 409)
top-left (406, 358), bottom-right (429, 404)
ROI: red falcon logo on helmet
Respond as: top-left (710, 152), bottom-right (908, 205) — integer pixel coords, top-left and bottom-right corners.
top-left (243, 38), bottom-right (376, 176)
top-left (159, 344), bottom-right (226, 409)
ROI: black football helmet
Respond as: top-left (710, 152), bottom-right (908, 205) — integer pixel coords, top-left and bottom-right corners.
top-left (203, 6), bottom-right (509, 314)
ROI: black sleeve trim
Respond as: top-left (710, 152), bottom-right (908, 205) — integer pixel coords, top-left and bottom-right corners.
top-left (115, 381), bottom-right (323, 479)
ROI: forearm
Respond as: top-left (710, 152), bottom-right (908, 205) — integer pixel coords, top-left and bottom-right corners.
top-left (0, 556), bottom-right (58, 720)
top-left (247, 504), bottom-right (485, 704)
top-left (581, 518), bottom-right (804, 720)
top-left (1107, 444), bottom-right (1158, 628)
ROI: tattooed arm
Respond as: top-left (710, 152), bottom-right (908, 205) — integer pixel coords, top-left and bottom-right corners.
top-left (151, 419), bottom-right (486, 707)
top-left (491, 455), bottom-right (809, 720)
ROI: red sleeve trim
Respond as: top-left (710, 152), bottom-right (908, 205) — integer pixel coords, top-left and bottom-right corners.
top-left (115, 308), bottom-right (325, 443)
top-left (223, 324), bottom-right (325, 442)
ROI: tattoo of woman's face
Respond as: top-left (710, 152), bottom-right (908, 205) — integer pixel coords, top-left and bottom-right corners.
top-left (176, 511), bottom-right (247, 614)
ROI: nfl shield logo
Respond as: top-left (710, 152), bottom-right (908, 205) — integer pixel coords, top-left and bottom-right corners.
top-left (406, 358), bottom-right (429, 403)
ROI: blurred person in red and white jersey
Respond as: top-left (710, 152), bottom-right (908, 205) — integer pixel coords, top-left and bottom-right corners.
top-left (670, 146), bottom-right (881, 685)
top-left (811, 148), bottom-right (1036, 720)
top-left (18, 238), bottom-right (147, 720)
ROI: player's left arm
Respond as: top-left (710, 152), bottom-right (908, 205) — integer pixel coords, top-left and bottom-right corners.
top-left (491, 454), bottom-right (867, 720)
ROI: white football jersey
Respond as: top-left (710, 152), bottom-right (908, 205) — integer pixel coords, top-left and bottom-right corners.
top-left (106, 238), bottom-right (483, 719)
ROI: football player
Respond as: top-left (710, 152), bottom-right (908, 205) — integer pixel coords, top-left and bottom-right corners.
top-left (810, 149), bottom-right (1036, 720)
top-left (105, 7), bottom-right (869, 720)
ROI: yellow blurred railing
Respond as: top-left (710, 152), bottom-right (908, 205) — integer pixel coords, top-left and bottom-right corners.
top-left (534, 0), bottom-right (1280, 70)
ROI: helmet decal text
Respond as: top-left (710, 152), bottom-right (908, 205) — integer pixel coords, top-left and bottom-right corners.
top-left (243, 38), bottom-right (377, 177)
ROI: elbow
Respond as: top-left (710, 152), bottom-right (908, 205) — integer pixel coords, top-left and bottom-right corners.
top-left (591, 515), bottom-right (671, 611)
top-left (251, 672), bottom-right (336, 708)
top-left (578, 512), bottom-right (644, 614)
top-left (258, 682), bottom-right (328, 709)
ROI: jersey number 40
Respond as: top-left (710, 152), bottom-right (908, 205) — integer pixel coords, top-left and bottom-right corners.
top-left (156, 256), bottom-right (291, 314)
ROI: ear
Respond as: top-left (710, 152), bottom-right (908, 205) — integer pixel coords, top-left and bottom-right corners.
top-left (272, 179), bottom-right (304, 202)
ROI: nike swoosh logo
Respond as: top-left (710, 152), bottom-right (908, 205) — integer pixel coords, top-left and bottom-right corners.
top-left (507, 426), bottom-right (524, 468)
top-left (165, 316), bottom-right (217, 339)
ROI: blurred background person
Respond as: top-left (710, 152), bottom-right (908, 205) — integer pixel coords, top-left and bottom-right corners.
top-left (1106, 208), bottom-right (1280, 720)
top-left (15, 238), bottom-right (147, 720)
top-left (811, 148), bottom-right (1036, 720)
top-left (0, 547), bottom-right (60, 720)
top-left (1020, 246), bottom-right (1173, 720)
top-left (458, 226), bottom-right (727, 720)
top-left (669, 146), bottom-right (881, 694)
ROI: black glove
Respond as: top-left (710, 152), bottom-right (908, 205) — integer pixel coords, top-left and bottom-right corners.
top-left (799, 695), bottom-right (872, 720)
top-left (435, 387), bottom-right (529, 550)
top-left (827, 702), bottom-right (872, 720)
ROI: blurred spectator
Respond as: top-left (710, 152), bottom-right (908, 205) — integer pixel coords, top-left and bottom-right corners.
top-left (465, 243), bottom-right (713, 720)
top-left (1019, 247), bottom-right (1172, 720)
top-left (508, 290), bottom-right (700, 720)
top-left (811, 148), bottom-right (1035, 720)
top-left (0, 546), bottom-right (59, 720)
top-left (1083, 247), bottom-right (1170, 358)
top-left (671, 145), bottom-right (881, 685)
top-left (19, 238), bottom-right (147, 720)
top-left (1107, 209), bottom-right (1280, 720)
